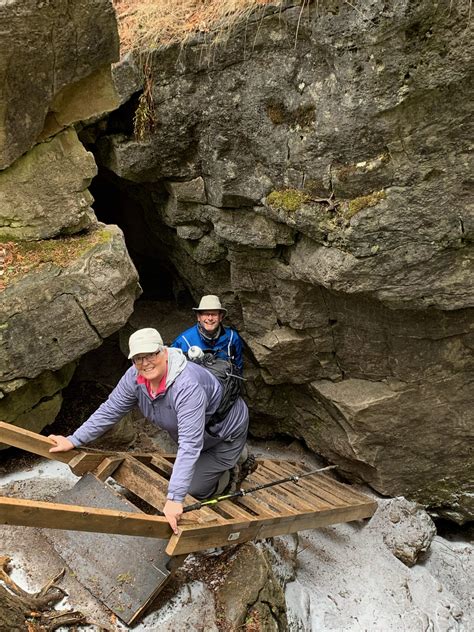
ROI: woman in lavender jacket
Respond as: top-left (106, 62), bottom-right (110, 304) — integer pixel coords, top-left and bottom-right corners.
top-left (49, 328), bottom-right (249, 533)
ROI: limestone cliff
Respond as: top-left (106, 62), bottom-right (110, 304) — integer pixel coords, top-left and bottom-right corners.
top-left (94, 0), bottom-right (473, 521)
top-left (0, 0), bottom-right (140, 433)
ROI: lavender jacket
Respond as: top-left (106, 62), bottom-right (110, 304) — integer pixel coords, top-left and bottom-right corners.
top-left (68, 348), bottom-right (249, 502)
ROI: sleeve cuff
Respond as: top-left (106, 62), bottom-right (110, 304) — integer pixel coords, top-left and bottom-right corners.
top-left (167, 493), bottom-right (185, 503)
top-left (67, 434), bottom-right (82, 448)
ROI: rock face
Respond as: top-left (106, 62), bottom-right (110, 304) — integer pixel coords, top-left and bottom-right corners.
top-left (0, 1), bottom-right (140, 434)
top-left (94, 1), bottom-right (473, 521)
top-left (0, 128), bottom-right (97, 241)
top-left (0, 0), bottom-right (119, 168)
top-left (0, 226), bottom-right (139, 388)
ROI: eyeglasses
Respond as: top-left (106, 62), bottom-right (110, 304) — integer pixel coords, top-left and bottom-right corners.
top-left (132, 351), bottom-right (160, 366)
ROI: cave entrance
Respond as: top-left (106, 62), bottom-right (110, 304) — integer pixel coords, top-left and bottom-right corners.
top-left (89, 165), bottom-right (190, 305)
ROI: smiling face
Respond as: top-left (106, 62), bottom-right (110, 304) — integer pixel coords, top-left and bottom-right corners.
top-left (196, 310), bottom-right (224, 335)
top-left (132, 348), bottom-right (168, 386)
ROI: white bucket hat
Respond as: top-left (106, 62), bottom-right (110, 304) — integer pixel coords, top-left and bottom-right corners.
top-left (192, 295), bottom-right (227, 316)
top-left (128, 328), bottom-right (164, 359)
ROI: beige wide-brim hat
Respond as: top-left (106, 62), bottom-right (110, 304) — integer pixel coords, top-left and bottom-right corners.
top-left (128, 328), bottom-right (164, 358)
top-left (192, 295), bottom-right (227, 316)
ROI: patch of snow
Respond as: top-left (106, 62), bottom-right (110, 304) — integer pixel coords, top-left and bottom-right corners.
top-left (285, 511), bottom-right (473, 632)
top-left (0, 458), bottom-right (80, 486)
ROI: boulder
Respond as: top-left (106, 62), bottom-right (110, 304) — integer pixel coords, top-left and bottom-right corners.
top-left (370, 497), bottom-right (437, 566)
top-left (0, 225), bottom-right (140, 389)
top-left (0, 364), bottom-right (76, 440)
top-left (214, 543), bottom-right (288, 630)
top-left (0, 128), bottom-right (97, 241)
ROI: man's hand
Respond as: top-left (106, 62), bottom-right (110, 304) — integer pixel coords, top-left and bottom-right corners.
top-left (163, 500), bottom-right (183, 535)
top-left (48, 435), bottom-right (74, 453)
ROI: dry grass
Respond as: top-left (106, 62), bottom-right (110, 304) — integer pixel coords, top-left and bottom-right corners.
top-left (112, 0), bottom-right (285, 53)
top-left (0, 230), bottom-right (110, 290)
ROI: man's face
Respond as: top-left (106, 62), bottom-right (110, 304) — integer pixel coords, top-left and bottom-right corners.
top-left (197, 310), bottom-right (224, 334)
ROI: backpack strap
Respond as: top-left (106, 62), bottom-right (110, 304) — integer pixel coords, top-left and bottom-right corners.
top-left (181, 335), bottom-right (192, 350)
top-left (227, 330), bottom-right (234, 359)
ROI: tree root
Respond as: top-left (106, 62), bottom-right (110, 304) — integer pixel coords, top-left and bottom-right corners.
top-left (0, 556), bottom-right (86, 631)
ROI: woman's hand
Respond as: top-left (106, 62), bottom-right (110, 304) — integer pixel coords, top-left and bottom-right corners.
top-left (163, 500), bottom-right (183, 534)
top-left (48, 435), bottom-right (74, 453)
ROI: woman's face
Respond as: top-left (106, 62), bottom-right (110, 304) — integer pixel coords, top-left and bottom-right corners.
top-left (197, 310), bottom-right (224, 335)
top-left (132, 348), bottom-right (167, 382)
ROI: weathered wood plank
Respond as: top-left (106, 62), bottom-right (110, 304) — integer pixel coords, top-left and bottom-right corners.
top-left (250, 467), bottom-right (325, 512)
top-left (112, 457), bottom-right (225, 525)
top-left (150, 455), bottom-right (174, 476)
top-left (0, 496), bottom-right (171, 539)
top-left (233, 494), bottom-right (279, 518)
top-left (0, 421), bottom-right (77, 464)
top-left (93, 457), bottom-right (125, 481)
top-left (274, 460), bottom-right (367, 505)
top-left (0, 421), bottom-right (117, 475)
top-left (243, 470), bottom-right (301, 515)
top-left (166, 502), bottom-right (378, 556)
top-left (210, 500), bottom-right (256, 521)
top-left (261, 461), bottom-right (345, 509)
top-left (257, 462), bottom-right (337, 510)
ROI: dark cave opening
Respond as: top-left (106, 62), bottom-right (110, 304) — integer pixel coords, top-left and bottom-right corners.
top-left (88, 165), bottom-right (190, 304)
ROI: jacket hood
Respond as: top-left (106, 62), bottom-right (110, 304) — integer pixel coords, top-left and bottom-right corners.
top-left (165, 347), bottom-right (187, 388)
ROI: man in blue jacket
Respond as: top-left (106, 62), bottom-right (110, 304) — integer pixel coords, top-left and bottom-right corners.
top-left (171, 295), bottom-right (244, 373)
top-left (49, 328), bottom-right (250, 534)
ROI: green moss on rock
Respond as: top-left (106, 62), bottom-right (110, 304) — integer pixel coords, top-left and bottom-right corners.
top-left (266, 189), bottom-right (310, 212)
top-left (346, 190), bottom-right (386, 218)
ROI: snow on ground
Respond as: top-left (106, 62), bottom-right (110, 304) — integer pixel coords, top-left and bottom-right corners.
top-left (0, 457), bottom-right (79, 487)
top-left (285, 507), bottom-right (473, 631)
top-left (1, 444), bottom-right (473, 631)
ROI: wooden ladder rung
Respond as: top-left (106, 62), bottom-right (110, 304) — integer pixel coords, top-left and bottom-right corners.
top-left (111, 456), bottom-right (225, 525)
top-left (253, 466), bottom-right (325, 512)
top-left (246, 471), bottom-right (301, 515)
top-left (261, 461), bottom-right (337, 509)
top-left (275, 461), bottom-right (362, 506)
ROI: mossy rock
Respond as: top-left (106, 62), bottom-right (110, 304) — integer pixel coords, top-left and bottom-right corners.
top-left (345, 190), bottom-right (387, 219)
top-left (266, 188), bottom-right (310, 212)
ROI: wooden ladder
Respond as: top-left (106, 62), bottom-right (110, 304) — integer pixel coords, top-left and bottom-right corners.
top-left (0, 421), bottom-right (377, 556)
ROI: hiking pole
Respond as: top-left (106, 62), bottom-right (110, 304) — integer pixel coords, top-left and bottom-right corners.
top-left (182, 464), bottom-right (338, 513)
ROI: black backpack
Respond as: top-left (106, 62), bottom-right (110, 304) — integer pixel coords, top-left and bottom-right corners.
top-left (188, 352), bottom-right (244, 431)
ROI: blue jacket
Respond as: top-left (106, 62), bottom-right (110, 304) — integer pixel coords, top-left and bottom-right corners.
top-left (68, 349), bottom-right (248, 503)
top-left (171, 324), bottom-right (243, 372)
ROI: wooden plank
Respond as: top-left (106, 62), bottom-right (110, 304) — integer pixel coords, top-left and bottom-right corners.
top-left (261, 461), bottom-right (344, 509)
top-left (166, 502), bottom-right (378, 556)
top-left (251, 467), bottom-right (323, 512)
top-left (211, 500), bottom-right (256, 521)
top-left (113, 457), bottom-right (169, 505)
top-left (0, 496), bottom-right (171, 539)
top-left (273, 461), bottom-right (365, 506)
top-left (259, 461), bottom-right (336, 509)
top-left (275, 460), bottom-right (368, 503)
top-left (244, 470), bottom-right (301, 515)
top-left (0, 421), bottom-right (116, 475)
top-left (150, 454), bottom-right (174, 476)
top-left (112, 457), bottom-right (225, 525)
top-left (0, 420), bottom-right (81, 465)
top-left (93, 456), bottom-right (125, 481)
top-left (233, 494), bottom-right (279, 518)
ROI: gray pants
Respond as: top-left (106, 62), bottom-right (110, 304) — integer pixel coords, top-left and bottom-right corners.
top-left (188, 427), bottom-right (248, 499)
